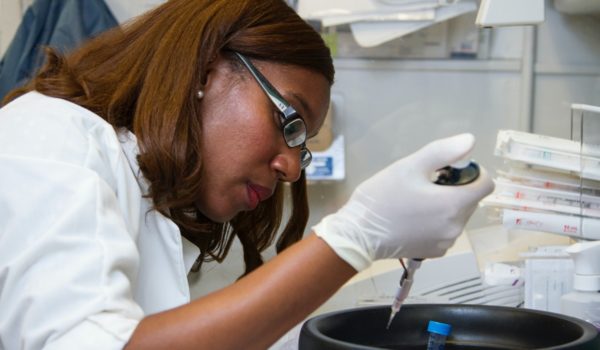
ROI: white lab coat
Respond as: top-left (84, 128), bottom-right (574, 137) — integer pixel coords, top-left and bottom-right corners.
top-left (0, 92), bottom-right (200, 349)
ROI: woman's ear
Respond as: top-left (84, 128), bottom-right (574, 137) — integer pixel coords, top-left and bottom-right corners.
top-left (199, 53), bottom-right (223, 91)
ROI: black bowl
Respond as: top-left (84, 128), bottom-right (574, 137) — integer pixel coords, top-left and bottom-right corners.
top-left (299, 304), bottom-right (600, 349)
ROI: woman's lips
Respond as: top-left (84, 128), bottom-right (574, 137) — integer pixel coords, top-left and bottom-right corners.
top-left (247, 183), bottom-right (272, 210)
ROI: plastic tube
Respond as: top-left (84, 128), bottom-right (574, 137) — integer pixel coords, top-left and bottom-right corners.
top-left (426, 320), bottom-right (452, 350)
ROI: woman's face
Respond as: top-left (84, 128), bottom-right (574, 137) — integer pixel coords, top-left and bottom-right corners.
top-left (197, 55), bottom-right (331, 222)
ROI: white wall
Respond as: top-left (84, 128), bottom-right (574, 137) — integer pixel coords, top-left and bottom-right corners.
top-left (0, 0), bottom-right (32, 57)
top-left (534, 5), bottom-right (600, 136)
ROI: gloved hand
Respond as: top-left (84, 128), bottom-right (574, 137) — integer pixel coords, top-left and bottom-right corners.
top-left (313, 133), bottom-right (495, 271)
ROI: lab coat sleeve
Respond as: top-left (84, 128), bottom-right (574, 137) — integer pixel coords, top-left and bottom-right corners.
top-left (0, 156), bottom-right (144, 349)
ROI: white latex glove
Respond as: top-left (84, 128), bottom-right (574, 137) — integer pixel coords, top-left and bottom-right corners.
top-left (313, 133), bottom-right (495, 271)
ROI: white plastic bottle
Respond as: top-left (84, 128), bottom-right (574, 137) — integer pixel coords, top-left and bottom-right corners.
top-left (560, 240), bottom-right (600, 329)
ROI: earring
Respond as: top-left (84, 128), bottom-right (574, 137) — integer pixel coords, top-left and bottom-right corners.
top-left (196, 90), bottom-right (204, 99)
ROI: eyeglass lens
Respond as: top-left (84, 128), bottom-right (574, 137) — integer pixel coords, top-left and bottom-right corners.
top-left (282, 118), bottom-right (306, 148)
top-left (300, 148), bottom-right (311, 169)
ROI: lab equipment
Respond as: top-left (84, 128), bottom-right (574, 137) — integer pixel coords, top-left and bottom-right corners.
top-left (494, 129), bottom-right (600, 181)
top-left (300, 304), bottom-right (600, 349)
top-left (495, 167), bottom-right (600, 198)
top-left (297, 0), bottom-right (478, 48)
top-left (561, 241), bottom-right (600, 329)
top-left (559, 105), bottom-right (600, 328)
top-left (483, 172), bottom-right (600, 218)
top-left (386, 159), bottom-right (482, 329)
top-left (426, 320), bottom-right (452, 350)
top-left (522, 246), bottom-right (574, 313)
top-left (483, 126), bottom-right (600, 240)
top-left (433, 160), bottom-right (480, 185)
top-left (491, 208), bottom-right (600, 240)
top-left (386, 258), bottom-right (423, 329)
top-left (484, 261), bottom-right (524, 287)
top-left (313, 134), bottom-right (493, 272)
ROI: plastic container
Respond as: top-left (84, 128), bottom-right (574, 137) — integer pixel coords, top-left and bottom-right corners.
top-left (426, 320), bottom-right (451, 350)
top-left (561, 241), bottom-right (600, 329)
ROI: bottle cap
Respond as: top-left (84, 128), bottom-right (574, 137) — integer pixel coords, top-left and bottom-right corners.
top-left (567, 241), bottom-right (600, 292)
top-left (427, 320), bottom-right (452, 336)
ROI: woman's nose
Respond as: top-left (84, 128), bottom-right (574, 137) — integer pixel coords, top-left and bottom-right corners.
top-left (272, 146), bottom-right (302, 182)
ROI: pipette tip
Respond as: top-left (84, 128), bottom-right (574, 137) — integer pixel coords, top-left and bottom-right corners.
top-left (386, 310), bottom-right (397, 330)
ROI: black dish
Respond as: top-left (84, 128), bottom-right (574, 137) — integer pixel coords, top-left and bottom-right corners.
top-left (299, 304), bottom-right (600, 349)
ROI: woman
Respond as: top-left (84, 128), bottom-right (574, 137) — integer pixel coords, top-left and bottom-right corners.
top-left (0, 0), bottom-right (494, 349)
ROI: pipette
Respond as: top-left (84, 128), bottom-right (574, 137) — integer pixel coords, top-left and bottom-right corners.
top-left (386, 160), bottom-right (481, 329)
top-left (386, 258), bottom-right (423, 329)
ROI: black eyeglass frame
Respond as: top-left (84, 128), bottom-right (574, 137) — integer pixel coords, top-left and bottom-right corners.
top-left (233, 52), bottom-right (312, 170)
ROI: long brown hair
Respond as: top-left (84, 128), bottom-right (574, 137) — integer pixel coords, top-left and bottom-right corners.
top-left (4, 0), bottom-right (334, 276)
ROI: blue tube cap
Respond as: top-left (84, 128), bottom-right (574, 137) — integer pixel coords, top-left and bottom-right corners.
top-left (427, 320), bottom-right (452, 336)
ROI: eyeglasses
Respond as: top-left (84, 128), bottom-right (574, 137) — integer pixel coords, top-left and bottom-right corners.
top-left (234, 52), bottom-right (312, 170)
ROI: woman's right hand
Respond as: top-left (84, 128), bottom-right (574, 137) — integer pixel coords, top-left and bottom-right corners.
top-left (313, 133), bottom-right (495, 271)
